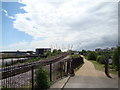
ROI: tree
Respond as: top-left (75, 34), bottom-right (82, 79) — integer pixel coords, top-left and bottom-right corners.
top-left (87, 51), bottom-right (97, 60)
top-left (52, 49), bottom-right (62, 56)
top-left (97, 55), bottom-right (106, 64)
top-left (81, 50), bottom-right (87, 55)
top-left (53, 49), bottom-right (57, 54)
top-left (44, 51), bottom-right (51, 57)
top-left (35, 66), bottom-right (51, 89)
top-left (58, 49), bottom-right (62, 54)
top-left (112, 46), bottom-right (120, 70)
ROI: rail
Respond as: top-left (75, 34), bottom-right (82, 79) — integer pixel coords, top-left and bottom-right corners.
top-left (1, 52), bottom-right (69, 79)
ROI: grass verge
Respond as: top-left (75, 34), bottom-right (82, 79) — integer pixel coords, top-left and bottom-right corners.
top-left (91, 60), bottom-right (104, 71)
top-left (90, 60), bottom-right (118, 75)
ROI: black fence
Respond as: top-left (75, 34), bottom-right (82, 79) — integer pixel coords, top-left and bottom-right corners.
top-left (1, 53), bottom-right (84, 89)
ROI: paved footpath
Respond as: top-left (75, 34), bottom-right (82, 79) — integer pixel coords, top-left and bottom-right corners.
top-left (64, 56), bottom-right (118, 88)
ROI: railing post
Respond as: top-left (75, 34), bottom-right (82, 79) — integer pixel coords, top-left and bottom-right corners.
top-left (5, 61), bottom-right (7, 88)
top-left (105, 59), bottom-right (112, 78)
top-left (31, 66), bottom-right (34, 90)
top-left (60, 62), bottom-right (62, 78)
top-left (50, 63), bottom-right (52, 82)
top-left (2, 58), bottom-right (4, 67)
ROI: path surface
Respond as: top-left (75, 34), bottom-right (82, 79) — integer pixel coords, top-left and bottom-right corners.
top-left (64, 56), bottom-right (118, 88)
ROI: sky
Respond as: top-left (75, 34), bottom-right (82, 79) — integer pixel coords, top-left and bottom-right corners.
top-left (1, 0), bottom-right (119, 51)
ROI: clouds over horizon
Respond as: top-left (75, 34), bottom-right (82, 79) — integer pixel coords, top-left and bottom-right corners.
top-left (2, 0), bottom-right (118, 51)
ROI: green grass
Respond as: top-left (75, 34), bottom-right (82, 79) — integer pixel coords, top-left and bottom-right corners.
top-left (90, 60), bottom-right (118, 75)
top-left (91, 60), bottom-right (104, 71)
top-left (109, 69), bottom-right (118, 75)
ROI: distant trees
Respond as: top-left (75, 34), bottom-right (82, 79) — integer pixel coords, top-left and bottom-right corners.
top-left (96, 55), bottom-right (106, 64)
top-left (81, 50), bottom-right (87, 55)
top-left (87, 51), bottom-right (97, 60)
top-left (82, 47), bottom-right (119, 74)
top-left (52, 49), bottom-right (62, 56)
top-left (44, 51), bottom-right (52, 57)
top-left (44, 49), bottom-right (62, 57)
top-left (70, 54), bottom-right (81, 59)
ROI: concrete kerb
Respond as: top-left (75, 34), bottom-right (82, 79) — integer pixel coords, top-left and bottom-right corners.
top-left (49, 76), bottom-right (71, 89)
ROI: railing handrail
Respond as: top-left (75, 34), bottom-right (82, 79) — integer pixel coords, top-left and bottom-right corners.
top-left (1, 52), bottom-right (70, 79)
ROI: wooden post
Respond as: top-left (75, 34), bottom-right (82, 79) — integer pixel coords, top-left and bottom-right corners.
top-left (50, 63), bottom-right (52, 82)
top-left (60, 62), bottom-right (62, 78)
top-left (105, 59), bottom-right (112, 78)
top-left (118, 56), bottom-right (120, 78)
top-left (67, 61), bottom-right (70, 75)
top-left (31, 66), bottom-right (34, 90)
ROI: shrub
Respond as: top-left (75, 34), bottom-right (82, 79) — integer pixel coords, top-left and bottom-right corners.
top-left (96, 55), bottom-right (100, 62)
top-left (81, 50), bottom-right (87, 55)
top-left (44, 51), bottom-right (52, 57)
top-left (87, 51), bottom-right (97, 60)
top-left (70, 54), bottom-right (81, 59)
top-left (52, 49), bottom-right (62, 56)
top-left (35, 66), bottom-right (51, 89)
top-left (97, 55), bottom-right (106, 64)
top-left (112, 46), bottom-right (120, 70)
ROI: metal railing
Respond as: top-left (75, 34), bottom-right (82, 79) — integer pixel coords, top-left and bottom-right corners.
top-left (1, 53), bottom-right (84, 89)
top-left (1, 53), bottom-right (71, 89)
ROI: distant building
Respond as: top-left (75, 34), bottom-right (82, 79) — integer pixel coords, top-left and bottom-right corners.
top-left (95, 47), bottom-right (116, 52)
top-left (111, 47), bottom-right (116, 51)
top-left (1, 50), bottom-right (34, 56)
top-left (95, 48), bottom-right (102, 51)
top-left (36, 48), bottom-right (51, 55)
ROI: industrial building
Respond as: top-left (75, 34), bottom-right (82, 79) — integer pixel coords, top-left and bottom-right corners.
top-left (36, 48), bottom-right (51, 55)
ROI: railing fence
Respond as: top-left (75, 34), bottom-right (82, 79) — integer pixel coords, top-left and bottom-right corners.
top-left (1, 53), bottom-right (83, 89)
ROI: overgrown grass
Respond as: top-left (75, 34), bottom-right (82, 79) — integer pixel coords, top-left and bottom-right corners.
top-left (91, 60), bottom-right (118, 75)
top-left (91, 60), bottom-right (104, 71)
top-left (109, 69), bottom-right (118, 75)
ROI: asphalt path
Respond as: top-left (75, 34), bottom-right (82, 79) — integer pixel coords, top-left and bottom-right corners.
top-left (64, 56), bottom-right (118, 88)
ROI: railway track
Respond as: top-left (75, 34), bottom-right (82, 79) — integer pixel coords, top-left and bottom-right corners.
top-left (1, 53), bottom-right (69, 79)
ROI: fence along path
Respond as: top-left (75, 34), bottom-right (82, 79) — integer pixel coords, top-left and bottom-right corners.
top-left (1, 53), bottom-right (69, 79)
top-left (1, 53), bottom-right (72, 88)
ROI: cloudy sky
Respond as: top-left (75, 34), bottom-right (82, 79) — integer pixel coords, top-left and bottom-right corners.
top-left (1, 0), bottom-right (119, 51)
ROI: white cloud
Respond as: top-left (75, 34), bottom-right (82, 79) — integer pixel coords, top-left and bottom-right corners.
top-left (2, 0), bottom-right (118, 51)
top-left (2, 9), bottom-right (15, 19)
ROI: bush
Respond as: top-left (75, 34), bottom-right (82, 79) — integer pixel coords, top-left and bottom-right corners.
top-left (96, 55), bottom-right (100, 62)
top-left (81, 50), bottom-right (87, 55)
top-left (70, 54), bottom-right (81, 59)
top-left (97, 55), bottom-right (106, 64)
top-left (44, 51), bottom-right (52, 57)
top-left (112, 46), bottom-right (120, 70)
top-left (87, 51), bottom-right (97, 60)
top-left (35, 66), bottom-right (51, 89)
top-left (52, 49), bottom-right (62, 56)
